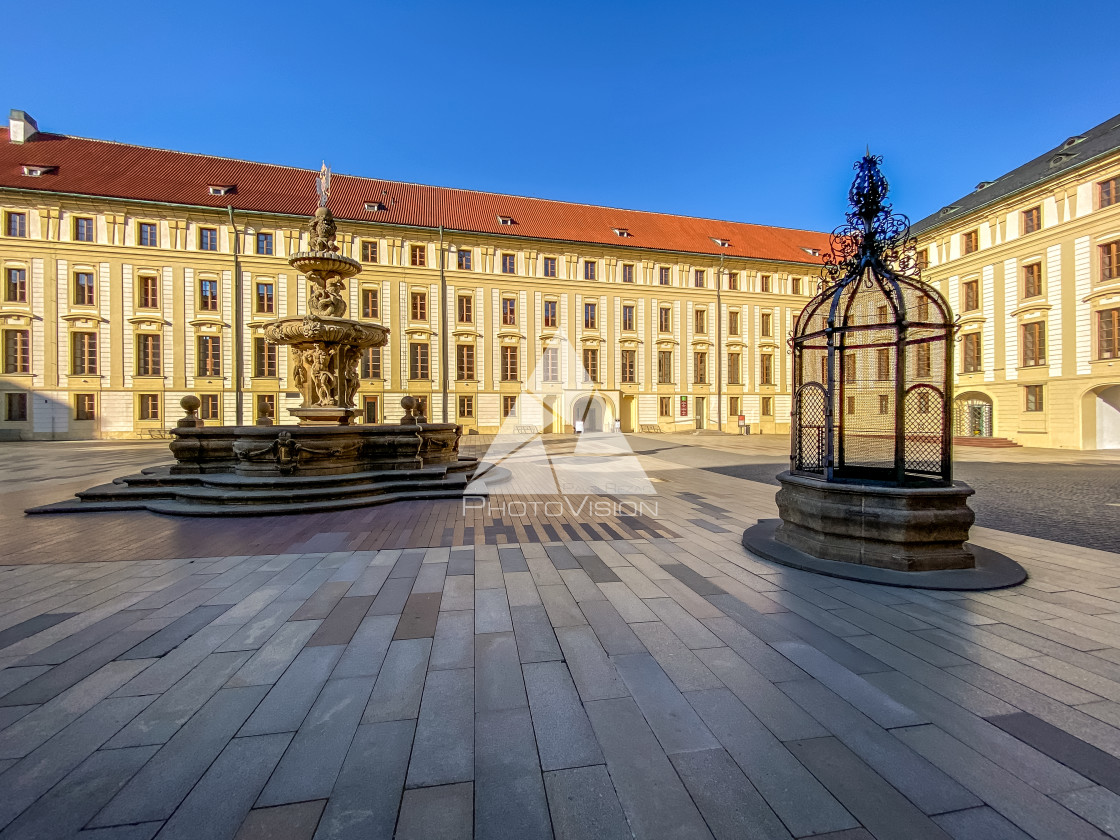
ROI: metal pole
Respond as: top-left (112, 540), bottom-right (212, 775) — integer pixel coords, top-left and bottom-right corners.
top-left (439, 225), bottom-right (448, 423)
top-left (716, 255), bottom-right (723, 432)
top-left (228, 206), bottom-right (243, 426)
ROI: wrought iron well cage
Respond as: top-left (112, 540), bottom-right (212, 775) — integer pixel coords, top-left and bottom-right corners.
top-left (791, 155), bottom-right (956, 485)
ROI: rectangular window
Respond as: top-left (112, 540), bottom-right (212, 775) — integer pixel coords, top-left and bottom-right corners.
top-left (256, 232), bottom-right (274, 255)
top-left (457, 294), bottom-right (473, 323)
top-left (5, 212), bottom-right (27, 238)
top-left (962, 332), bottom-right (981, 372)
top-left (962, 279), bottom-right (979, 312)
top-left (499, 344), bottom-right (517, 381)
top-left (962, 230), bottom-right (978, 255)
top-left (659, 396), bottom-right (672, 417)
top-left (916, 295), bottom-right (930, 321)
top-left (5, 268), bottom-right (27, 303)
top-left (501, 297), bottom-right (516, 326)
top-left (582, 348), bottom-right (599, 382)
top-left (543, 346), bottom-right (559, 381)
top-left (760, 274), bottom-right (771, 293)
top-left (622, 264), bottom-right (635, 283)
top-left (257, 394), bottom-right (276, 422)
top-left (729, 396), bottom-right (740, 416)
top-left (200, 394), bottom-right (220, 420)
top-left (457, 249), bottom-right (472, 270)
top-left (760, 353), bottom-right (774, 386)
top-left (916, 343), bottom-right (932, 377)
top-left (1100, 177), bottom-right (1119, 209)
top-left (729, 310), bottom-right (740, 336)
top-left (361, 346), bottom-right (381, 378)
top-left (199, 227), bottom-right (218, 251)
top-left (876, 347), bottom-right (891, 380)
top-left (877, 304), bottom-right (890, 323)
top-left (75, 393), bottom-right (95, 420)
top-left (139, 275), bottom-right (159, 309)
top-left (1022, 206), bottom-right (1041, 235)
top-left (694, 352), bottom-right (707, 384)
top-left (543, 256), bottom-right (557, 278)
top-left (728, 352), bottom-right (741, 385)
top-left (1097, 307), bottom-right (1119, 360)
top-left (456, 344), bottom-right (475, 380)
top-left (916, 249), bottom-right (930, 271)
top-left (6, 393), bottom-right (28, 421)
top-left (543, 299), bottom-right (557, 328)
top-left (137, 333), bottom-right (162, 376)
top-left (794, 276), bottom-right (806, 295)
top-left (1022, 322), bottom-right (1046, 366)
top-left (1023, 263), bottom-right (1042, 298)
top-left (878, 394), bottom-right (890, 415)
top-left (762, 396), bottom-right (774, 416)
top-left (501, 253), bottom-right (516, 274)
top-left (727, 272), bottom-right (738, 291)
top-left (363, 396), bottom-right (379, 423)
top-left (584, 302), bottom-right (597, 330)
top-left (458, 395), bottom-right (474, 418)
top-left (843, 352), bottom-right (856, 382)
top-left (694, 269), bottom-right (705, 288)
top-left (71, 332), bottom-right (98, 375)
top-left (139, 222), bottom-right (157, 247)
top-left (502, 395), bottom-right (517, 419)
top-left (197, 335), bottom-right (222, 376)
top-left (1103, 241), bottom-right (1120, 282)
top-left (255, 282), bottom-right (274, 314)
top-left (3, 329), bottom-right (30, 373)
top-left (253, 337), bottom-right (277, 377)
top-left (74, 272), bottom-right (95, 306)
top-left (659, 267), bottom-right (671, 286)
top-left (411, 291), bottom-right (427, 321)
top-left (621, 349), bottom-right (636, 383)
top-left (761, 312), bottom-right (772, 337)
top-left (410, 244), bottom-right (426, 267)
top-left (361, 240), bottom-right (378, 263)
top-left (694, 309), bottom-right (706, 334)
top-left (846, 395), bottom-right (856, 414)
top-left (622, 305), bottom-right (635, 332)
top-left (584, 261), bottom-right (597, 281)
top-left (362, 288), bottom-right (379, 319)
top-left (659, 307), bottom-right (671, 332)
top-left (657, 350), bottom-right (673, 384)
top-left (409, 342), bottom-right (430, 379)
top-left (74, 217), bottom-right (94, 242)
top-left (139, 394), bottom-right (160, 420)
top-left (199, 278), bottom-right (219, 311)
top-left (1025, 384), bottom-right (1044, 412)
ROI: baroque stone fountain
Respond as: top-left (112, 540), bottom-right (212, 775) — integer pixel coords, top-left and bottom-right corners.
top-left (28, 166), bottom-right (484, 515)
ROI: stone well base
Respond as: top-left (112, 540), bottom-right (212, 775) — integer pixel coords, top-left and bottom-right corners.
top-left (774, 470), bottom-right (976, 572)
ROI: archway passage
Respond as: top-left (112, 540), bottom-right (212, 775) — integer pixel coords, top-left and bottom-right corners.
top-left (573, 395), bottom-right (605, 432)
top-left (1094, 385), bottom-right (1120, 449)
top-left (953, 392), bottom-right (993, 438)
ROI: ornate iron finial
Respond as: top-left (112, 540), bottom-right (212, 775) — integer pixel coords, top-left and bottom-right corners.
top-left (316, 161), bottom-right (331, 209)
top-left (821, 154), bottom-right (918, 286)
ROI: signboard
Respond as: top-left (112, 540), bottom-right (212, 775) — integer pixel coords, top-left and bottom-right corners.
top-left (679, 396), bottom-right (688, 417)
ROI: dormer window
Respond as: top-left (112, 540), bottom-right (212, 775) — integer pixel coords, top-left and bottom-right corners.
top-left (364, 201), bottom-right (387, 212)
top-left (209, 185), bottom-right (235, 196)
top-left (497, 215), bottom-right (515, 225)
top-left (21, 165), bottom-right (55, 177)
top-left (614, 228), bottom-right (632, 238)
top-left (801, 247), bottom-right (820, 256)
top-left (712, 238), bottom-right (731, 248)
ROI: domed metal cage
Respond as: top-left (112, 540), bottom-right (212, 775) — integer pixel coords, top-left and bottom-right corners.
top-left (791, 155), bottom-right (956, 486)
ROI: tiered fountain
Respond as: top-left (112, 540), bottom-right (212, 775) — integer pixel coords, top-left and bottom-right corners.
top-left (29, 167), bottom-right (482, 516)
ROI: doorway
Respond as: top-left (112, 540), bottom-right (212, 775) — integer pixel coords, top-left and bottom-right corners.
top-left (953, 392), bottom-right (993, 437)
top-left (573, 395), bottom-right (605, 432)
top-left (543, 396), bottom-right (559, 434)
top-left (620, 395), bottom-right (636, 433)
top-left (694, 396), bottom-right (706, 430)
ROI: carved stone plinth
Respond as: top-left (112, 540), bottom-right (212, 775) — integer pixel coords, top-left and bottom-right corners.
top-left (774, 471), bottom-right (976, 571)
top-left (288, 407), bottom-right (358, 426)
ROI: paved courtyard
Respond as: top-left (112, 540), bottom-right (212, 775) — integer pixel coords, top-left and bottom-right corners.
top-left (1, 435), bottom-right (1120, 839)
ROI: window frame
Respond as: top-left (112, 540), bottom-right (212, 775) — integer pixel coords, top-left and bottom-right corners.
top-left (409, 341), bottom-right (430, 380)
top-left (1102, 241), bottom-right (1120, 282)
top-left (1022, 206), bottom-right (1041, 235)
top-left (255, 281), bottom-right (275, 315)
top-left (581, 348), bottom-right (599, 383)
top-left (138, 222), bottom-right (158, 248)
top-left (458, 395), bottom-right (474, 418)
top-left (584, 302), bottom-right (597, 330)
top-left (361, 345), bottom-right (382, 379)
top-left (361, 287), bottom-right (379, 319)
top-left (252, 336), bottom-right (277, 378)
top-left (1021, 321), bottom-right (1046, 367)
top-left (74, 271), bottom-right (96, 307)
top-left (542, 299), bottom-right (557, 329)
top-left (659, 306), bottom-right (671, 333)
top-left (3, 328), bottom-right (30, 374)
top-left (542, 256), bottom-right (557, 278)
top-left (74, 216), bottom-right (95, 243)
top-left (361, 240), bottom-right (379, 263)
top-left (622, 263), bottom-right (635, 283)
top-left (196, 334), bottom-right (222, 377)
top-left (71, 331), bottom-right (98, 375)
top-left (1025, 384), bottom-right (1044, 412)
top-left (760, 353), bottom-right (774, 386)
top-left (198, 278), bottom-right (220, 312)
top-left (621, 304), bottom-right (635, 332)
top-left (456, 343), bottom-right (476, 381)
top-left (584, 261), bottom-right (597, 281)
top-left (5, 211), bottom-right (27, 238)
top-left (5, 267), bottom-right (27, 303)
top-left (621, 349), bottom-right (636, 383)
top-left (457, 294), bottom-right (473, 324)
top-left (410, 244), bottom-right (427, 267)
top-left (138, 274), bottom-right (160, 309)
top-left (962, 332), bottom-right (981, 373)
top-left (139, 393), bottom-right (161, 421)
top-left (256, 232), bottom-right (274, 256)
top-left (727, 352), bottom-right (741, 385)
top-left (136, 332), bottom-right (162, 377)
top-left (411, 291), bottom-right (427, 322)
top-left (1023, 262), bottom-right (1043, 299)
top-left (1100, 176), bottom-right (1119, 210)
top-left (1097, 307), bottom-right (1119, 360)
top-left (501, 345), bottom-right (519, 381)
top-left (657, 350), bottom-right (673, 384)
top-left (75, 393), bottom-right (96, 421)
top-left (693, 351), bottom-right (707, 384)
top-left (198, 227), bottom-right (218, 251)
top-left (962, 279), bottom-right (980, 312)
top-left (501, 296), bottom-right (517, 327)
top-left (501, 253), bottom-right (516, 274)
top-left (658, 267), bottom-right (671, 286)
top-left (457, 249), bottom-right (472, 271)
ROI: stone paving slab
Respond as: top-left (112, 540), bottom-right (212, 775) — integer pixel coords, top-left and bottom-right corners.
top-left (1, 438), bottom-right (1120, 838)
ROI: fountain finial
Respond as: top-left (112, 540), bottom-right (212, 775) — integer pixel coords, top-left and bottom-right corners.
top-left (316, 161), bottom-right (331, 209)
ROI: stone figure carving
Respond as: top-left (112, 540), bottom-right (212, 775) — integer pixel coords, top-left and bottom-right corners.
top-left (316, 161), bottom-right (331, 208)
top-left (292, 348), bottom-right (308, 395)
top-left (310, 346), bottom-right (337, 406)
top-left (342, 346), bottom-right (361, 406)
top-left (307, 207), bottom-right (339, 253)
top-left (307, 275), bottom-right (347, 317)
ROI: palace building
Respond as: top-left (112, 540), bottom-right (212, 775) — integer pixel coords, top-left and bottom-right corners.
top-left (913, 111), bottom-right (1120, 449)
top-left (0, 110), bottom-right (831, 439)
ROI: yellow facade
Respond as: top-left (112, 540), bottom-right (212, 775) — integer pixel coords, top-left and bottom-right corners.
top-left (915, 139), bottom-right (1120, 449)
top-left (0, 195), bottom-right (823, 439)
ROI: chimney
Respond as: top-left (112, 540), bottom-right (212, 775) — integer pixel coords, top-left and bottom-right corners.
top-left (9, 110), bottom-right (39, 144)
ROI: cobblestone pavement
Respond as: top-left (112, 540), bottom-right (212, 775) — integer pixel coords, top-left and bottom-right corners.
top-left (1, 438), bottom-right (1120, 838)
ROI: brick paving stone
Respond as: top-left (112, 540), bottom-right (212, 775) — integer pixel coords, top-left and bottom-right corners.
top-left (395, 782), bottom-right (474, 840)
top-left (475, 631), bottom-right (527, 713)
top-left (406, 667), bottom-right (473, 787)
top-left (393, 593), bottom-right (442, 640)
top-left (523, 661), bottom-right (603, 771)
top-left (579, 600), bottom-right (645, 654)
top-left (584, 696), bottom-right (714, 840)
top-left (362, 638), bottom-right (432, 723)
top-left (669, 748), bottom-right (793, 840)
top-left (440, 575), bottom-right (475, 612)
top-left (498, 545), bottom-right (529, 572)
top-left (475, 708), bottom-right (553, 840)
top-left (447, 549), bottom-right (476, 576)
top-left (234, 800), bottom-right (326, 840)
top-left (504, 571), bottom-right (542, 607)
top-left (429, 610), bottom-right (475, 671)
top-left (511, 605), bottom-right (563, 663)
top-left (313, 720), bottom-right (413, 839)
top-left (554, 626), bottom-right (628, 702)
top-left (412, 562), bottom-right (447, 594)
top-left (331, 614), bottom-right (398, 679)
top-left (475, 588), bottom-right (514, 634)
top-left (543, 765), bottom-right (631, 840)
top-left (240, 645), bottom-right (344, 735)
top-left (308, 595), bottom-right (376, 646)
top-left (544, 544), bottom-right (581, 571)
top-left (257, 676), bottom-right (375, 807)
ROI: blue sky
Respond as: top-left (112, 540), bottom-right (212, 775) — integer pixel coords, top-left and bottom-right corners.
top-left (2, 0), bottom-right (1117, 233)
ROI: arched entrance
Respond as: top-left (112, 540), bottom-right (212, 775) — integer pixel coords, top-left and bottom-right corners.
top-left (1084, 384), bottom-right (1120, 449)
top-left (953, 391), bottom-right (993, 437)
top-left (572, 395), bottom-right (607, 432)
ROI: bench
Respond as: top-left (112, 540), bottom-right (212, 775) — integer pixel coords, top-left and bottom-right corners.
top-left (639, 424), bottom-right (663, 434)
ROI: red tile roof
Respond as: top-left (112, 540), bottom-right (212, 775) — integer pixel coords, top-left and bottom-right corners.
top-left (0, 127), bottom-right (832, 266)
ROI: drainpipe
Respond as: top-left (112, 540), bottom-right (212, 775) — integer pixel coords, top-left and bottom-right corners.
top-left (228, 206), bottom-right (244, 426)
top-left (439, 224), bottom-right (448, 423)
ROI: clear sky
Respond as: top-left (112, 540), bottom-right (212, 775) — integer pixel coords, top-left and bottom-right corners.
top-left (2, 0), bottom-right (1117, 233)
